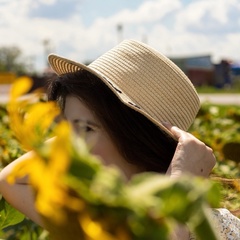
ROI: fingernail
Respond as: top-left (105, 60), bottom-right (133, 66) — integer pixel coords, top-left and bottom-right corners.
top-left (162, 121), bottom-right (170, 127)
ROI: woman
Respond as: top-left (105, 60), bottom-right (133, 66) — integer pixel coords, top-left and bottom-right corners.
top-left (1, 39), bottom-right (237, 239)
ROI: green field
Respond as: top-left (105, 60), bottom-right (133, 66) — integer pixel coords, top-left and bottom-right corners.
top-left (0, 100), bottom-right (239, 239)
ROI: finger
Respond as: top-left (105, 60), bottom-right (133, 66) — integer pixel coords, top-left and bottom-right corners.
top-left (162, 122), bottom-right (183, 140)
top-left (162, 121), bottom-right (172, 129)
top-left (206, 147), bottom-right (217, 167)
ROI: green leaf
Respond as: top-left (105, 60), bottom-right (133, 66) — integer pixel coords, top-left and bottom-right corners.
top-left (0, 198), bottom-right (25, 229)
top-left (189, 205), bottom-right (219, 240)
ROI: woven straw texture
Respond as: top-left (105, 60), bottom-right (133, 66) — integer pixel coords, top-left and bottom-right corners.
top-left (48, 39), bottom-right (200, 134)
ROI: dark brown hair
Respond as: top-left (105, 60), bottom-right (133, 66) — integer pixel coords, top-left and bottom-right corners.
top-left (47, 70), bottom-right (177, 173)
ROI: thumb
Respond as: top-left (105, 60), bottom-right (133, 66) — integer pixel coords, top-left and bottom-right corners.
top-left (162, 122), bottom-right (182, 140)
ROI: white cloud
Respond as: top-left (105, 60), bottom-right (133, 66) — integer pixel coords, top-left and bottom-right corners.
top-left (170, 0), bottom-right (240, 62)
top-left (0, 0), bottom-right (33, 20)
top-left (0, 0), bottom-right (239, 72)
top-left (110, 0), bottom-right (181, 25)
top-left (37, 0), bottom-right (57, 5)
top-left (175, 0), bottom-right (240, 32)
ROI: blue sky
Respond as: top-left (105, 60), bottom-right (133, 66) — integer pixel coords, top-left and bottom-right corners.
top-left (29, 0), bottom-right (147, 25)
top-left (0, 0), bottom-right (239, 72)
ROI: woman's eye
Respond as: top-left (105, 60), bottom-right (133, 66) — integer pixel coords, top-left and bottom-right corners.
top-left (84, 126), bottom-right (94, 132)
top-left (72, 120), bottom-right (100, 135)
top-left (75, 125), bottom-right (95, 134)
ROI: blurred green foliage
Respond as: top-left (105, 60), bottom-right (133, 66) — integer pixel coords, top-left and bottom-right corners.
top-left (189, 103), bottom-right (240, 213)
top-left (0, 102), bottom-right (239, 239)
top-left (0, 46), bottom-right (32, 76)
top-left (0, 105), bottom-right (25, 167)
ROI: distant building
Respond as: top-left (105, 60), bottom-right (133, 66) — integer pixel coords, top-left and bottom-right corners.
top-left (231, 62), bottom-right (240, 77)
top-left (214, 60), bottom-right (232, 88)
top-left (170, 55), bottom-right (215, 86)
top-left (229, 61), bottom-right (240, 88)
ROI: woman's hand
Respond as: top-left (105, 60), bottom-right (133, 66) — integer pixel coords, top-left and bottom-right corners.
top-left (164, 123), bottom-right (216, 178)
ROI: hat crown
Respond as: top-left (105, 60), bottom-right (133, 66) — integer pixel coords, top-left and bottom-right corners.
top-left (89, 40), bottom-right (200, 131)
top-left (48, 39), bottom-right (200, 132)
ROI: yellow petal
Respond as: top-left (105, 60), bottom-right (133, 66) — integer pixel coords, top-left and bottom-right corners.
top-left (10, 76), bottom-right (33, 100)
top-left (80, 213), bottom-right (118, 240)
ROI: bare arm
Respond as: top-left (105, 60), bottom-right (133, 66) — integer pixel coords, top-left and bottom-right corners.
top-left (0, 151), bottom-right (43, 226)
top-left (0, 127), bottom-right (216, 238)
top-left (164, 123), bottom-right (216, 239)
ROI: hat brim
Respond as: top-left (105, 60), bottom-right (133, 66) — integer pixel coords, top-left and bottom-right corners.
top-left (48, 54), bottom-right (177, 141)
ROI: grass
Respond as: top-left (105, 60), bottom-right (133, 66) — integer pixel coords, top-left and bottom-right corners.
top-left (196, 85), bottom-right (240, 94)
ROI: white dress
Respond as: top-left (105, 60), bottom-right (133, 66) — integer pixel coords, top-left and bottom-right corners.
top-left (190, 208), bottom-right (240, 240)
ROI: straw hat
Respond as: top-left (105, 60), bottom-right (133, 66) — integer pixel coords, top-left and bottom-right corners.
top-left (48, 39), bottom-right (200, 138)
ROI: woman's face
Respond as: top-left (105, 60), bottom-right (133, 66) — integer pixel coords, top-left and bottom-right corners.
top-left (64, 95), bottom-right (140, 179)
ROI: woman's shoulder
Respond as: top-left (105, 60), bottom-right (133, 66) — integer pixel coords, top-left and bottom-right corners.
top-left (211, 208), bottom-right (240, 239)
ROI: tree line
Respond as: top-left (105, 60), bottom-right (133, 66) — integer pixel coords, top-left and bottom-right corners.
top-left (0, 46), bottom-right (33, 76)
